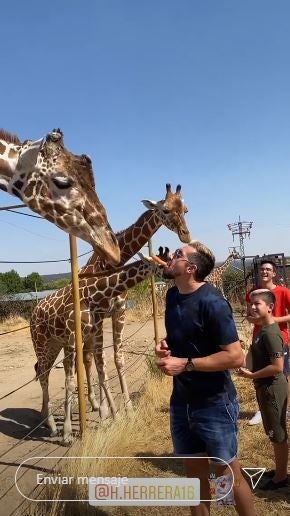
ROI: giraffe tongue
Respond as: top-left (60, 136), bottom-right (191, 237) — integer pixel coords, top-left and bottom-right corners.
top-left (151, 255), bottom-right (167, 266)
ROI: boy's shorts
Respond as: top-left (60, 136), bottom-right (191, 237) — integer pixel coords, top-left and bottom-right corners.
top-left (170, 394), bottom-right (239, 464)
top-left (255, 382), bottom-right (288, 442)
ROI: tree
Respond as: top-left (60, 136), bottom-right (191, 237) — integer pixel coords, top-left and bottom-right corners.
top-left (0, 276), bottom-right (7, 295)
top-left (223, 268), bottom-right (244, 303)
top-left (45, 278), bottom-right (71, 289)
top-left (23, 272), bottom-right (44, 292)
top-left (0, 270), bottom-right (24, 293)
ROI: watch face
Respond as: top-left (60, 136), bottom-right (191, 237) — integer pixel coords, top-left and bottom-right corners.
top-left (186, 360), bottom-right (194, 372)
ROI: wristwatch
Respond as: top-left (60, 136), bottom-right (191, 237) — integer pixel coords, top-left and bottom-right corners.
top-left (185, 358), bottom-right (195, 372)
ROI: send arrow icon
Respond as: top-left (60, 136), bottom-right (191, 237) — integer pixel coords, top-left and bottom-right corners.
top-left (242, 468), bottom-right (266, 489)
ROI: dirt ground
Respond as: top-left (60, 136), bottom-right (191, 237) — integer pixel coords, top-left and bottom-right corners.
top-left (1, 314), bottom-right (290, 516)
top-left (0, 316), bottom-right (163, 516)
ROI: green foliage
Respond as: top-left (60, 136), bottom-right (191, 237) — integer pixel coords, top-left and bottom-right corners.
top-left (128, 278), bottom-right (151, 299)
top-left (223, 268), bottom-right (245, 302)
top-left (0, 269), bottom-right (71, 296)
top-left (145, 352), bottom-right (164, 379)
top-left (23, 272), bottom-right (44, 292)
top-left (43, 278), bottom-right (71, 290)
top-left (0, 278), bottom-right (7, 295)
top-left (0, 270), bottom-right (24, 293)
top-left (0, 300), bottom-right (34, 321)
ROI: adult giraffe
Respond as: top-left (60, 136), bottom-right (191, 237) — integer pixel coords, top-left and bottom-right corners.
top-left (0, 128), bottom-right (120, 264)
top-left (206, 250), bottom-right (240, 297)
top-left (79, 184), bottom-right (190, 416)
top-left (32, 255), bottom-right (166, 442)
top-left (31, 184), bottom-right (191, 441)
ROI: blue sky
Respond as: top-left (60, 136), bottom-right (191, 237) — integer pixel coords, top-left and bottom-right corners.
top-left (1, 1), bottom-right (290, 276)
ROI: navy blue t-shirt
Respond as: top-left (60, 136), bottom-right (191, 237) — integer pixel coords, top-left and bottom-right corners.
top-left (165, 283), bottom-right (238, 405)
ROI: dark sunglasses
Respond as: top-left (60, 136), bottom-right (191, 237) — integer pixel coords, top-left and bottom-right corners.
top-left (173, 248), bottom-right (184, 259)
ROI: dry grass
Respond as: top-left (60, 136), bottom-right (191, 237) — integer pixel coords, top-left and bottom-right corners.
top-left (0, 315), bottom-right (28, 333)
top-left (127, 292), bottom-right (166, 322)
top-left (25, 372), bottom-right (290, 516)
top-left (237, 321), bottom-right (253, 351)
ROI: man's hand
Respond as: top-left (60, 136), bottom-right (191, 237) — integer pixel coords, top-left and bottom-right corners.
top-left (237, 367), bottom-right (254, 379)
top-left (155, 338), bottom-right (171, 358)
top-left (156, 356), bottom-right (187, 376)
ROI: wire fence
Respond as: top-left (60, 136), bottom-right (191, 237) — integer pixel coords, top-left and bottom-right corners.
top-left (0, 334), bottom-right (153, 515)
top-left (0, 316), bottom-right (155, 451)
top-left (0, 204), bottom-right (163, 514)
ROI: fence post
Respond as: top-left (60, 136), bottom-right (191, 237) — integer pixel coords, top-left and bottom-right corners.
top-left (148, 239), bottom-right (159, 347)
top-left (69, 235), bottom-right (86, 436)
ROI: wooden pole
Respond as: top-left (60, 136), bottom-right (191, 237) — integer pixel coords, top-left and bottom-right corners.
top-left (148, 239), bottom-right (159, 347)
top-left (69, 234), bottom-right (86, 436)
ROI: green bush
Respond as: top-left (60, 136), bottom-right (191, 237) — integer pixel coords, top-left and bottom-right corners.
top-left (0, 299), bottom-right (35, 321)
top-left (145, 352), bottom-right (164, 379)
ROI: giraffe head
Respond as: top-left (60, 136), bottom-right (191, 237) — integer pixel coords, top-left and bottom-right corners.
top-left (230, 249), bottom-right (240, 260)
top-left (142, 184), bottom-right (191, 243)
top-left (0, 129), bottom-right (120, 265)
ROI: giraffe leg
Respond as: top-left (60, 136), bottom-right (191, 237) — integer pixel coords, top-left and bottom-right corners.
top-left (112, 310), bottom-right (133, 414)
top-left (93, 319), bottom-right (117, 419)
top-left (83, 345), bottom-right (99, 411)
top-left (37, 347), bottom-right (61, 437)
top-left (62, 338), bottom-right (76, 444)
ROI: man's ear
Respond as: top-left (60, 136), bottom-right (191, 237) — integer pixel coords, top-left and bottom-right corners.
top-left (187, 263), bottom-right (197, 274)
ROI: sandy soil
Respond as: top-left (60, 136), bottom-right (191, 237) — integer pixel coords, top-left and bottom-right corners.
top-left (0, 316), bottom-right (164, 516)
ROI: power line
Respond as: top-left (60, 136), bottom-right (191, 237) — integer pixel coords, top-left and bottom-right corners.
top-left (4, 208), bottom-right (42, 219)
top-left (0, 250), bottom-right (92, 264)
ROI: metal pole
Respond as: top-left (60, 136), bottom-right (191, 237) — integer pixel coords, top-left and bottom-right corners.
top-left (148, 239), bottom-right (159, 347)
top-left (69, 234), bottom-right (86, 436)
top-left (242, 257), bottom-right (247, 291)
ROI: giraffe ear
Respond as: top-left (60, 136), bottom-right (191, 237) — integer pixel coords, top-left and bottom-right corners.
top-left (0, 159), bottom-right (13, 191)
top-left (0, 175), bottom-right (9, 192)
top-left (142, 199), bottom-right (157, 210)
top-left (17, 138), bottom-right (44, 170)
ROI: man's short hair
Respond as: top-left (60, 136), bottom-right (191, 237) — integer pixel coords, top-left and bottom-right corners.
top-left (250, 288), bottom-right (276, 306)
top-left (260, 259), bottom-right (277, 273)
top-left (187, 241), bottom-right (215, 280)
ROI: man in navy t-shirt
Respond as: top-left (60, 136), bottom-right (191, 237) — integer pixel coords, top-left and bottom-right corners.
top-left (155, 241), bottom-right (256, 515)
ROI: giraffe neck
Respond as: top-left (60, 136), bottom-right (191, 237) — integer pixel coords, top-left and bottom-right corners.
top-left (206, 255), bottom-right (235, 283)
top-left (80, 210), bottom-right (163, 274)
top-left (218, 255), bottom-right (234, 274)
top-left (80, 260), bottom-right (162, 305)
top-left (209, 255), bottom-right (234, 281)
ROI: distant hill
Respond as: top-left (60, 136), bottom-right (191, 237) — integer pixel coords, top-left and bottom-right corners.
top-left (41, 272), bottom-right (71, 283)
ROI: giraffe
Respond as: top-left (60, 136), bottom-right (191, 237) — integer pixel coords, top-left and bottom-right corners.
top-left (78, 183), bottom-right (190, 414)
top-left (0, 128), bottom-right (120, 264)
top-left (75, 184), bottom-right (190, 417)
top-left (206, 250), bottom-right (240, 297)
top-left (31, 257), bottom-right (165, 442)
top-left (30, 184), bottom-right (190, 441)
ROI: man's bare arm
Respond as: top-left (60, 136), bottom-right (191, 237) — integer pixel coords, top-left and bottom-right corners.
top-left (191, 341), bottom-right (244, 372)
top-left (157, 341), bottom-right (244, 376)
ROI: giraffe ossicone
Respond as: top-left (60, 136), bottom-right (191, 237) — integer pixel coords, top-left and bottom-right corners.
top-left (0, 128), bottom-right (120, 265)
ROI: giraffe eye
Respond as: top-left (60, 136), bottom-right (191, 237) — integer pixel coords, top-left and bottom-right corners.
top-left (52, 176), bottom-right (74, 189)
top-left (162, 209), bottom-right (170, 215)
